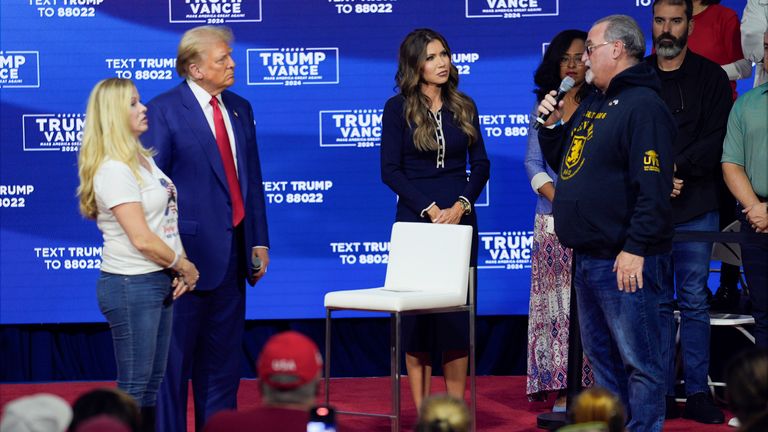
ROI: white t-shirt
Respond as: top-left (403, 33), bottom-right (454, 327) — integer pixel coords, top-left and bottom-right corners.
top-left (94, 158), bottom-right (183, 275)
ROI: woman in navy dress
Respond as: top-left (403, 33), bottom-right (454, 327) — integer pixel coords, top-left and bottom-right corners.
top-left (380, 28), bottom-right (490, 411)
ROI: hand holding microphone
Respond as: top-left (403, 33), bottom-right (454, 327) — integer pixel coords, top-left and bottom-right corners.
top-left (249, 248), bottom-right (269, 285)
top-left (534, 76), bottom-right (575, 130)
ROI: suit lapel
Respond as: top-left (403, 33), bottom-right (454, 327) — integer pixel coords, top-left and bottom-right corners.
top-left (178, 82), bottom-right (229, 191)
top-left (221, 91), bottom-right (250, 200)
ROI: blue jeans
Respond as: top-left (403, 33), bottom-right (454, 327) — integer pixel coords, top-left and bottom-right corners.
top-left (97, 270), bottom-right (174, 407)
top-left (575, 253), bottom-right (668, 432)
top-left (659, 210), bottom-right (718, 396)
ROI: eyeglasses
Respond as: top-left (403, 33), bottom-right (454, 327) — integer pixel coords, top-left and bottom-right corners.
top-left (560, 54), bottom-right (585, 66)
top-left (585, 40), bottom-right (613, 56)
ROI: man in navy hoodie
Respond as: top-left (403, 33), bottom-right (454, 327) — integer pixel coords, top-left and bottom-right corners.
top-left (645, 0), bottom-right (732, 424)
top-left (537, 15), bottom-right (676, 432)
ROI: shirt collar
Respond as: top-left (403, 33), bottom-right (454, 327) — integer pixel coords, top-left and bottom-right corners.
top-left (186, 78), bottom-right (222, 110)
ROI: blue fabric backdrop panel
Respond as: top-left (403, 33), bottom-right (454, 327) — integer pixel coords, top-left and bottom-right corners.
top-left (0, 0), bottom-right (752, 323)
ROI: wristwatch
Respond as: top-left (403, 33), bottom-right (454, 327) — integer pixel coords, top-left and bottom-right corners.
top-left (457, 197), bottom-right (472, 215)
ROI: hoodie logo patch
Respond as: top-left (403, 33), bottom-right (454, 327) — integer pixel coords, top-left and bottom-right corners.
top-left (561, 121), bottom-right (594, 180)
top-left (643, 150), bottom-right (661, 173)
top-left (608, 99), bottom-right (619, 106)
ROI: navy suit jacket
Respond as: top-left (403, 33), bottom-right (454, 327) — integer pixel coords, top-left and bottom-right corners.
top-left (142, 81), bottom-right (269, 290)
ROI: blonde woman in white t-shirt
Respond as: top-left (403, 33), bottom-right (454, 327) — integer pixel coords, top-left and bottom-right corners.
top-left (76, 78), bottom-right (199, 429)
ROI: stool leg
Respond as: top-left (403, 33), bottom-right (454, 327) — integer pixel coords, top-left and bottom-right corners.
top-left (392, 312), bottom-right (401, 432)
top-left (325, 309), bottom-right (331, 406)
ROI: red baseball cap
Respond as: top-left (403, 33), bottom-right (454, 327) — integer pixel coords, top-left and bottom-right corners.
top-left (257, 331), bottom-right (323, 390)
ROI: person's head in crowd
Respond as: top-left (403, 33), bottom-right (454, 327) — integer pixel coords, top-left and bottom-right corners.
top-left (584, 15), bottom-right (645, 92)
top-left (534, 29), bottom-right (589, 102)
top-left (73, 416), bottom-right (130, 432)
top-left (395, 28), bottom-right (479, 152)
top-left (257, 331), bottom-right (323, 410)
top-left (0, 393), bottom-right (72, 432)
top-left (414, 394), bottom-right (471, 432)
top-left (77, 77), bottom-right (151, 220)
top-left (176, 25), bottom-right (235, 96)
top-left (569, 387), bottom-right (626, 432)
top-left (68, 388), bottom-right (140, 432)
top-left (726, 348), bottom-right (768, 428)
top-left (652, 0), bottom-right (693, 60)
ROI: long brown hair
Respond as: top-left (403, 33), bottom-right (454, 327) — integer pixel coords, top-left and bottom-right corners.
top-left (395, 28), bottom-right (478, 152)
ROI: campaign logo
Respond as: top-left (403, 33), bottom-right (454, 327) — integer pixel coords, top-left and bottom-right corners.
top-left (465, 0), bottom-right (558, 19)
top-left (247, 48), bottom-right (339, 86)
top-left (319, 109), bottom-right (382, 148)
top-left (169, 0), bottom-right (262, 24)
top-left (22, 113), bottom-right (84, 152)
top-left (478, 230), bottom-right (533, 270)
top-left (0, 51), bottom-right (40, 88)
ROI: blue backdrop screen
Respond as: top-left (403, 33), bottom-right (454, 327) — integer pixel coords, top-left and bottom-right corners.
top-left (0, 0), bottom-right (752, 323)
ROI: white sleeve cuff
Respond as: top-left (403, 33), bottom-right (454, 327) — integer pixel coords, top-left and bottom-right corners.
top-left (530, 172), bottom-right (554, 194)
top-left (420, 202), bottom-right (436, 218)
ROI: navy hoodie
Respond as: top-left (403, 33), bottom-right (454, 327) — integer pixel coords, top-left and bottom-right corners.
top-left (539, 62), bottom-right (676, 259)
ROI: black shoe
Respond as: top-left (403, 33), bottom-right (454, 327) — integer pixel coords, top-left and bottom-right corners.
top-left (140, 406), bottom-right (156, 432)
top-left (683, 392), bottom-right (725, 424)
top-left (665, 395), bottom-right (681, 419)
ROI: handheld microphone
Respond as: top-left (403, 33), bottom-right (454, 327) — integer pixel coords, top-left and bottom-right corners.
top-left (252, 255), bottom-right (263, 273)
top-left (533, 76), bottom-right (575, 130)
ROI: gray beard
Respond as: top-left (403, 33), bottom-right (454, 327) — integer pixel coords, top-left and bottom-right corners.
top-left (585, 69), bottom-right (594, 84)
top-left (656, 43), bottom-right (684, 59)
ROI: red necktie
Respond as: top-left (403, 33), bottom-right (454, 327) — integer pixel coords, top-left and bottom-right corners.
top-left (210, 97), bottom-right (244, 226)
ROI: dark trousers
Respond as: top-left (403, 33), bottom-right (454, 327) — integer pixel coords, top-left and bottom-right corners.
top-left (157, 227), bottom-right (246, 432)
top-left (718, 182), bottom-right (741, 289)
top-left (740, 212), bottom-right (768, 348)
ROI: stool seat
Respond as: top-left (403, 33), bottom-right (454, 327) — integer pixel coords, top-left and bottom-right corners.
top-left (709, 313), bottom-right (755, 327)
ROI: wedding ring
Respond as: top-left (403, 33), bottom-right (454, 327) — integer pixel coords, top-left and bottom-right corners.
top-left (629, 275), bottom-right (637, 279)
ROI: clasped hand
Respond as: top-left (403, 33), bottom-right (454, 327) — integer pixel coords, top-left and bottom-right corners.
top-left (744, 203), bottom-right (768, 233)
top-left (172, 258), bottom-right (199, 300)
top-left (428, 203), bottom-right (463, 225)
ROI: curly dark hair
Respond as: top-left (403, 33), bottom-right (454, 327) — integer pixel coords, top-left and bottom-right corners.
top-left (533, 29), bottom-right (589, 102)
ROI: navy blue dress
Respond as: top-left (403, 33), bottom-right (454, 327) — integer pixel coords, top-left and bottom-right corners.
top-left (380, 94), bottom-right (490, 352)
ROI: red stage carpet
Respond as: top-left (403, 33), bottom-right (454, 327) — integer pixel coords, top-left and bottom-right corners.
top-left (0, 376), bottom-right (733, 431)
